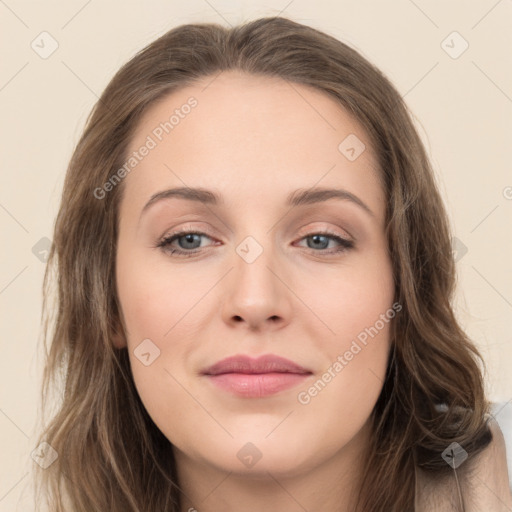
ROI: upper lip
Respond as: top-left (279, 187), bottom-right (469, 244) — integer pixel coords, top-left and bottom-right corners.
top-left (201, 354), bottom-right (312, 376)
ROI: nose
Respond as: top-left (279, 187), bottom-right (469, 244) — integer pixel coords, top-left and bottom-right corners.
top-left (220, 239), bottom-right (293, 332)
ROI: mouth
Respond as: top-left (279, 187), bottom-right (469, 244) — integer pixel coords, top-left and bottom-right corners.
top-left (201, 354), bottom-right (313, 398)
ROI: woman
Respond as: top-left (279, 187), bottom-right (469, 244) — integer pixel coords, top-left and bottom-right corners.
top-left (33, 16), bottom-right (511, 511)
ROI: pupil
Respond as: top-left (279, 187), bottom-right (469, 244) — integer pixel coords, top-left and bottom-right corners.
top-left (181, 234), bottom-right (199, 248)
top-left (310, 235), bottom-right (327, 249)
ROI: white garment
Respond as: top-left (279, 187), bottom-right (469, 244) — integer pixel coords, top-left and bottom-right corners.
top-left (415, 416), bottom-right (512, 511)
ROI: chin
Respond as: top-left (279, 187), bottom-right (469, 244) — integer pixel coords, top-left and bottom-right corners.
top-left (219, 446), bottom-right (316, 477)
top-left (175, 426), bottom-right (330, 479)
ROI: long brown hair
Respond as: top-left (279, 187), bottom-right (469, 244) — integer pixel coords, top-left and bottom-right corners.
top-left (33, 16), bottom-right (492, 511)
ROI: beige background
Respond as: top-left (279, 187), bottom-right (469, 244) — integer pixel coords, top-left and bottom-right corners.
top-left (1, 0), bottom-right (511, 509)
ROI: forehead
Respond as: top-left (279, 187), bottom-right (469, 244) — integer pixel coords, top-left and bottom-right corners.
top-left (121, 70), bottom-right (383, 219)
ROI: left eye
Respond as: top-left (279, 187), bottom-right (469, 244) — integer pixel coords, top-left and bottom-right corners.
top-left (295, 233), bottom-right (354, 253)
top-left (157, 230), bottom-right (354, 257)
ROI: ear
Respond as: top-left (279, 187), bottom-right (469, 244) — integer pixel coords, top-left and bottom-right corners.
top-left (112, 329), bottom-right (127, 349)
top-left (111, 316), bottom-right (128, 349)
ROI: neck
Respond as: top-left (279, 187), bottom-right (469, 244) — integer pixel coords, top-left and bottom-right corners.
top-left (174, 419), bottom-right (371, 512)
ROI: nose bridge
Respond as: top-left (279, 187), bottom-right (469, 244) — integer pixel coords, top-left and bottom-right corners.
top-left (234, 232), bottom-right (279, 297)
top-left (221, 228), bottom-right (291, 327)
top-left (228, 198), bottom-right (279, 272)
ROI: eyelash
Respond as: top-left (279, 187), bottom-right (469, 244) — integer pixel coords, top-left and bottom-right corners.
top-left (156, 228), bottom-right (354, 258)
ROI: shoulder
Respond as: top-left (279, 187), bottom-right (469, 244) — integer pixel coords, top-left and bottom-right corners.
top-left (462, 415), bottom-right (512, 511)
top-left (415, 416), bottom-right (512, 511)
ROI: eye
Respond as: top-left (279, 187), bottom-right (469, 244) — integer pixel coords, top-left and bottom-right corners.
top-left (294, 231), bottom-right (354, 256)
top-left (157, 229), bottom-right (217, 258)
top-left (156, 229), bottom-right (354, 258)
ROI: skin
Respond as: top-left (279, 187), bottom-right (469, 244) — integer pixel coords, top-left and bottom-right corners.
top-left (114, 70), bottom-right (395, 512)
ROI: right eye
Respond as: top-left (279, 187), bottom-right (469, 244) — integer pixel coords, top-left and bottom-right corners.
top-left (157, 230), bottom-right (217, 257)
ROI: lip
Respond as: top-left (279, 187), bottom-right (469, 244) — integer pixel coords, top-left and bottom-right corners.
top-left (201, 354), bottom-right (312, 398)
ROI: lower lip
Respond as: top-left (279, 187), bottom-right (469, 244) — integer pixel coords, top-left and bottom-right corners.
top-left (205, 372), bottom-right (311, 398)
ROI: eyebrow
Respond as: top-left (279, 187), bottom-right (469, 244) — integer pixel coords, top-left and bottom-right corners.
top-left (139, 186), bottom-right (374, 219)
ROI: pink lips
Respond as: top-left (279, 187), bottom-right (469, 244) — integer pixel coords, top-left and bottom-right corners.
top-left (201, 354), bottom-right (312, 398)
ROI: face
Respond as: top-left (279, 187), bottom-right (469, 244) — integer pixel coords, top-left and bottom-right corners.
top-left (114, 70), bottom-right (395, 479)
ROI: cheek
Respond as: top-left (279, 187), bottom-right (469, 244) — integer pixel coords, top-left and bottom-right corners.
top-left (291, 252), bottom-right (394, 434)
top-left (116, 248), bottom-right (209, 342)
top-left (297, 245), bottom-right (395, 351)
top-left (115, 250), bottom-right (215, 435)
